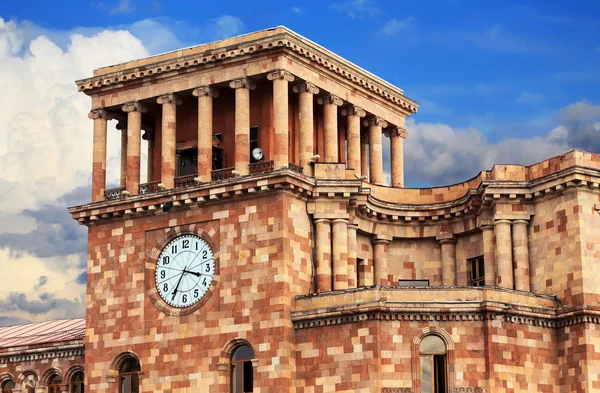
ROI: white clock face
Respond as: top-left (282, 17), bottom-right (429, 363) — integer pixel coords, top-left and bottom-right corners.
top-left (155, 234), bottom-right (215, 308)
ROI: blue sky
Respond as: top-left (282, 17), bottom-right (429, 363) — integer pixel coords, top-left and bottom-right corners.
top-left (0, 0), bottom-right (599, 324)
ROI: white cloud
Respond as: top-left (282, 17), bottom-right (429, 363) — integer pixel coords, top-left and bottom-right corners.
top-left (110, 0), bottom-right (135, 15)
top-left (212, 15), bottom-right (245, 40)
top-left (292, 7), bottom-right (302, 14)
top-left (378, 17), bottom-right (414, 36)
top-left (516, 92), bottom-right (545, 105)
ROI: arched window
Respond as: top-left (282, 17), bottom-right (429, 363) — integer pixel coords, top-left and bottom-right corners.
top-left (70, 372), bottom-right (84, 393)
top-left (119, 358), bottom-right (141, 393)
top-left (22, 374), bottom-right (37, 393)
top-left (231, 344), bottom-right (254, 393)
top-left (47, 374), bottom-right (62, 393)
top-left (420, 335), bottom-right (447, 393)
top-left (1, 380), bottom-right (14, 393)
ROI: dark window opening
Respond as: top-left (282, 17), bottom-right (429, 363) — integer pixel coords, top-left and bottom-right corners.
top-left (71, 372), bottom-right (84, 393)
top-left (250, 127), bottom-right (259, 163)
top-left (1, 380), bottom-right (15, 393)
top-left (213, 133), bottom-right (224, 170)
top-left (119, 358), bottom-right (141, 393)
top-left (356, 258), bottom-right (363, 287)
top-left (231, 344), bottom-right (254, 393)
top-left (420, 335), bottom-right (447, 393)
top-left (468, 256), bottom-right (485, 287)
top-left (176, 148), bottom-right (198, 177)
top-left (48, 375), bottom-right (62, 393)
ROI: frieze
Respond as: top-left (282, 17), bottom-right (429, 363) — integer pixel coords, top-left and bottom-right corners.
top-left (0, 348), bottom-right (84, 364)
top-left (454, 388), bottom-right (487, 392)
top-left (382, 388), bottom-right (413, 393)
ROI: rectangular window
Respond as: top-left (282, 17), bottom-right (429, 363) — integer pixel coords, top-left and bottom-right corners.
top-left (213, 133), bottom-right (224, 170)
top-left (420, 354), bottom-right (447, 393)
top-left (468, 256), bottom-right (485, 287)
top-left (356, 258), bottom-right (364, 287)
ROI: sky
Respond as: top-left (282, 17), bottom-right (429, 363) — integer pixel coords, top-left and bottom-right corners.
top-left (0, 0), bottom-right (599, 325)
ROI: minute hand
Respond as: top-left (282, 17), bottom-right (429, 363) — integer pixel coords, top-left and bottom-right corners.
top-left (171, 271), bottom-right (186, 300)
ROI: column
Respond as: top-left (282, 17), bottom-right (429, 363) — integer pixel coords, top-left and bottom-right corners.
top-left (117, 120), bottom-right (127, 188)
top-left (88, 109), bottom-right (110, 202)
top-left (360, 131), bottom-right (369, 179)
top-left (157, 94), bottom-right (181, 189)
top-left (342, 105), bottom-right (366, 177)
top-left (143, 130), bottom-right (155, 182)
top-left (332, 219), bottom-right (349, 290)
top-left (229, 78), bottom-right (255, 175)
top-left (193, 86), bottom-right (219, 182)
top-left (512, 220), bottom-right (531, 292)
top-left (268, 70), bottom-right (295, 169)
top-left (373, 238), bottom-right (390, 286)
top-left (315, 219), bottom-right (332, 292)
top-left (318, 94), bottom-right (343, 162)
top-left (494, 220), bottom-right (514, 289)
top-left (347, 223), bottom-right (358, 288)
top-left (365, 117), bottom-right (387, 184)
top-left (440, 238), bottom-right (457, 286)
top-left (390, 126), bottom-right (408, 187)
top-left (293, 82), bottom-right (319, 176)
top-left (481, 225), bottom-right (496, 286)
top-left (122, 101), bottom-right (146, 195)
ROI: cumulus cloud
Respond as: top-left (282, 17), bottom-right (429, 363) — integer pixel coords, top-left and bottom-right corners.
top-left (558, 100), bottom-right (600, 152)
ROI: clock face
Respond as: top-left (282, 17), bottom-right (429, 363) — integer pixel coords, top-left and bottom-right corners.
top-left (155, 234), bottom-right (215, 308)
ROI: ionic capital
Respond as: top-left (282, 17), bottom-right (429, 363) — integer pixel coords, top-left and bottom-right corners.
top-left (88, 109), bottom-right (112, 121)
top-left (293, 82), bottom-right (319, 95)
top-left (317, 94), bottom-right (343, 106)
top-left (122, 101), bottom-right (147, 113)
top-left (229, 78), bottom-right (256, 90)
top-left (156, 94), bottom-right (182, 105)
top-left (341, 105), bottom-right (366, 118)
top-left (193, 86), bottom-right (219, 98)
top-left (267, 69), bottom-right (295, 82)
top-left (385, 126), bottom-right (408, 138)
top-left (364, 117), bottom-right (388, 128)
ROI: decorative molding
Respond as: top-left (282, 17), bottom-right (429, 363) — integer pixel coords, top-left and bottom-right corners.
top-left (386, 126), bottom-right (408, 138)
top-left (88, 109), bottom-right (111, 121)
top-left (317, 94), bottom-right (343, 106)
top-left (0, 348), bottom-right (84, 364)
top-left (364, 116), bottom-right (388, 128)
top-left (341, 105), bottom-right (366, 118)
top-left (229, 78), bottom-right (256, 90)
top-left (454, 388), bottom-right (487, 392)
top-left (121, 101), bottom-right (147, 113)
top-left (156, 93), bottom-right (182, 105)
top-left (267, 69), bottom-right (295, 82)
top-left (292, 82), bottom-right (319, 95)
top-left (382, 388), bottom-right (413, 393)
top-left (192, 86), bottom-right (219, 98)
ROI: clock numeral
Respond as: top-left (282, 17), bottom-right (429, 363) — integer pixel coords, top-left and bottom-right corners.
top-left (182, 294), bottom-right (188, 303)
top-left (202, 250), bottom-right (208, 259)
top-left (202, 277), bottom-right (208, 286)
top-left (194, 289), bottom-right (199, 298)
top-left (195, 242), bottom-right (198, 251)
top-left (183, 239), bottom-right (190, 249)
top-left (163, 283), bottom-right (168, 292)
top-left (205, 263), bottom-right (211, 272)
top-left (160, 270), bottom-right (165, 279)
top-left (171, 244), bottom-right (178, 254)
top-left (162, 256), bottom-right (170, 265)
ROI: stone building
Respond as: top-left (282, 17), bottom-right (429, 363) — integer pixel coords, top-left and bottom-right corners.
top-left (4, 25), bottom-right (600, 393)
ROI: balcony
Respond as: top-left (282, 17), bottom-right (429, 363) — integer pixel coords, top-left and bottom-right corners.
top-left (104, 187), bottom-right (125, 201)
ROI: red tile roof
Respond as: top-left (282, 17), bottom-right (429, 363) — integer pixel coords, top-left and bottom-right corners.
top-left (0, 318), bottom-right (85, 349)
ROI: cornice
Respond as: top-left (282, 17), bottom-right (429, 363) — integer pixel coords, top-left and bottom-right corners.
top-left (0, 345), bottom-right (84, 364)
top-left (75, 31), bottom-right (418, 114)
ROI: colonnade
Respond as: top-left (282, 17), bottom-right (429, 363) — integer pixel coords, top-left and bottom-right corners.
top-left (89, 70), bottom-right (408, 202)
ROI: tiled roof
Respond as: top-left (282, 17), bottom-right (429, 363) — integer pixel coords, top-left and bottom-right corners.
top-left (0, 318), bottom-right (85, 349)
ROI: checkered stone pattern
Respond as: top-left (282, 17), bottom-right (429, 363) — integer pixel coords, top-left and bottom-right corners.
top-left (387, 239), bottom-right (442, 286)
top-left (85, 192), bottom-right (313, 393)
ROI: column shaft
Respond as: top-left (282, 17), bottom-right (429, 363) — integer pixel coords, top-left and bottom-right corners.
top-left (495, 220), bottom-right (514, 289)
top-left (481, 225), bottom-right (496, 286)
top-left (367, 117), bottom-right (387, 184)
top-left (321, 94), bottom-right (342, 162)
top-left (332, 219), bottom-right (349, 290)
top-left (230, 78), bottom-right (255, 175)
top-left (89, 109), bottom-right (109, 202)
top-left (347, 223), bottom-right (358, 289)
top-left (122, 102), bottom-right (145, 194)
top-left (512, 220), bottom-right (531, 292)
top-left (343, 106), bottom-right (365, 177)
top-left (390, 128), bottom-right (407, 187)
top-left (360, 132), bottom-right (369, 179)
top-left (373, 239), bottom-right (390, 286)
top-left (294, 83), bottom-right (319, 175)
top-left (440, 239), bottom-right (457, 286)
top-left (268, 70), bottom-right (294, 169)
top-left (315, 219), bottom-right (332, 292)
top-left (157, 94), bottom-right (180, 189)
top-left (194, 86), bottom-right (218, 182)
top-left (118, 122), bottom-right (127, 188)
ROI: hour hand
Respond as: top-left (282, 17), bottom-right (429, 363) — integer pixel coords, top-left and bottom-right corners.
top-left (183, 269), bottom-right (201, 277)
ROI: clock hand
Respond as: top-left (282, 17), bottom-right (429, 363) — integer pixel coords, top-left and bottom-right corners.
top-left (183, 269), bottom-right (201, 277)
top-left (171, 268), bottom-right (187, 301)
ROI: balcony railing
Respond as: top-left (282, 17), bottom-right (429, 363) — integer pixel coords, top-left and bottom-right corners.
top-left (211, 167), bottom-right (235, 181)
top-left (175, 174), bottom-right (197, 188)
top-left (139, 181), bottom-right (161, 195)
top-left (288, 162), bottom-right (303, 174)
top-left (249, 160), bottom-right (275, 175)
top-left (104, 187), bottom-right (125, 200)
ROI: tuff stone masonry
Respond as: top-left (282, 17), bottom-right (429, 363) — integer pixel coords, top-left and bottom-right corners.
top-left (3, 26), bottom-right (597, 393)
